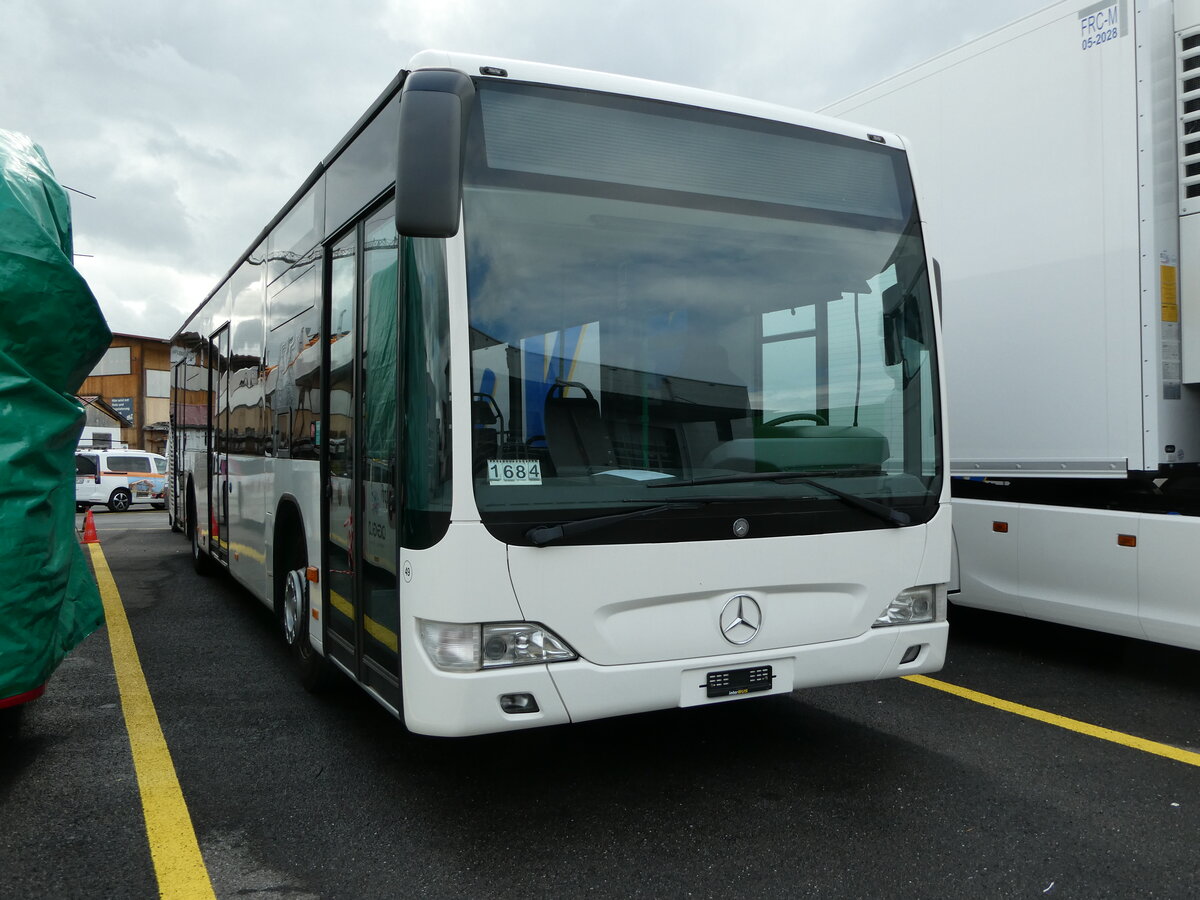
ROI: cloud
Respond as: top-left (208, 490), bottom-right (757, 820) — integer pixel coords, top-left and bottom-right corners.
top-left (72, 253), bottom-right (213, 338)
top-left (3, 0), bottom-right (1051, 338)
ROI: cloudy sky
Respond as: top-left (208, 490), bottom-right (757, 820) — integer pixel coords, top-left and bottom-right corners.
top-left (4, 0), bottom-right (1051, 339)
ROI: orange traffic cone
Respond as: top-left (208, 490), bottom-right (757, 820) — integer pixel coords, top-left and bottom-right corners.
top-left (81, 509), bottom-right (99, 544)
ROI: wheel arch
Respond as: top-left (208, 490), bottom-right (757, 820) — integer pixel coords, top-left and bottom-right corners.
top-left (185, 476), bottom-right (198, 536)
top-left (272, 494), bottom-right (309, 619)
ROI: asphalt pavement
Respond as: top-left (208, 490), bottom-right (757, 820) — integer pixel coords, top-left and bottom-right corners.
top-left (1, 511), bottom-right (1197, 898)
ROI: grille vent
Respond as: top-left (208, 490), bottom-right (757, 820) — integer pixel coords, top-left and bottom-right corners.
top-left (1179, 29), bottom-right (1200, 212)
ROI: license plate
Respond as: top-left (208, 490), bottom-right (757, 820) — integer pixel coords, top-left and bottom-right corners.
top-left (705, 665), bottom-right (773, 698)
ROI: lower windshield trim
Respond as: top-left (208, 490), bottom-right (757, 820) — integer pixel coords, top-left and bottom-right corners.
top-left (479, 498), bottom-right (940, 547)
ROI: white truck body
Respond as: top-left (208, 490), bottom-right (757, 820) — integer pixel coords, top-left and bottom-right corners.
top-left (823, 0), bottom-right (1200, 649)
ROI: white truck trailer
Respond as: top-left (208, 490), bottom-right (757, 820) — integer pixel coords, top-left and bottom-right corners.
top-left (823, 0), bottom-right (1200, 650)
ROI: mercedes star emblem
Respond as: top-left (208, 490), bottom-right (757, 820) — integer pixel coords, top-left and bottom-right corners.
top-left (720, 594), bottom-right (762, 645)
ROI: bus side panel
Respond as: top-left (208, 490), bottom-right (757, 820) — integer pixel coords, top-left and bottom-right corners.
top-left (186, 446), bottom-right (210, 543)
top-left (950, 499), bottom-right (1025, 616)
top-left (1136, 513), bottom-right (1200, 650)
top-left (953, 498), bottom-right (1174, 643)
top-left (265, 459), bottom-right (322, 624)
top-left (226, 454), bottom-right (270, 602)
top-left (1014, 504), bottom-right (1144, 639)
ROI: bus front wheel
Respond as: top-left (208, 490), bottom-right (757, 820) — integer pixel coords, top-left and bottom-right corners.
top-left (276, 526), bottom-right (331, 692)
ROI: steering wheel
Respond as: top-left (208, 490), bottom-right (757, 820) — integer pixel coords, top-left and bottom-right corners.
top-left (762, 412), bottom-right (828, 427)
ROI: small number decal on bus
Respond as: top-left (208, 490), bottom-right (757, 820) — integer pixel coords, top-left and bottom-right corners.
top-left (487, 460), bottom-right (542, 486)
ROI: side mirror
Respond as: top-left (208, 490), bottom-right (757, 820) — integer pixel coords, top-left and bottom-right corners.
top-left (395, 68), bottom-right (476, 238)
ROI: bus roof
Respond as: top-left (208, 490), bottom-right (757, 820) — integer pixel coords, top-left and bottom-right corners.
top-left (409, 49), bottom-right (905, 149)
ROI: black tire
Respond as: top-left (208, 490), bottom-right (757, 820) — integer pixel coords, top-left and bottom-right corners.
top-left (152, 503), bottom-right (166, 510)
top-left (108, 488), bottom-right (132, 513)
top-left (277, 524), bottom-right (332, 692)
top-left (189, 491), bottom-right (211, 576)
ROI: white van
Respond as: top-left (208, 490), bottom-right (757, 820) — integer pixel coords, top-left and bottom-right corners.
top-left (75, 450), bottom-right (167, 512)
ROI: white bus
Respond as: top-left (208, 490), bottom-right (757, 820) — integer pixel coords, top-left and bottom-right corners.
top-left (169, 51), bottom-right (950, 737)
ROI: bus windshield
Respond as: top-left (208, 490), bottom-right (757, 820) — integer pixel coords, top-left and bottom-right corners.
top-left (463, 81), bottom-right (941, 545)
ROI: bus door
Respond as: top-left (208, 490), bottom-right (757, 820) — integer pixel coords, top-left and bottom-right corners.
top-left (322, 202), bottom-right (401, 710)
top-left (210, 325), bottom-right (231, 562)
top-left (170, 360), bottom-right (185, 524)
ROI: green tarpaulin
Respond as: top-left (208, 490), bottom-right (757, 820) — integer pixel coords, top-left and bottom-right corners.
top-left (0, 129), bottom-right (111, 705)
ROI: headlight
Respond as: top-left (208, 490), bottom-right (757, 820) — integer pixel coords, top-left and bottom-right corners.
top-left (481, 623), bottom-right (576, 668)
top-left (418, 619), bottom-right (577, 671)
top-left (873, 585), bottom-right (937, 627)
top-left (418, 620), bottom-right (480, 670)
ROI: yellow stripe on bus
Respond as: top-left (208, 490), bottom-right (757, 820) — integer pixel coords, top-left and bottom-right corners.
top-left (329, 589), bottom-right (354, 620)
top-left (905, 674), bottom-right (1200, 768)
top-left (328, 589), bottom-right (398, 652)
top-left (364, 615), bottom-right (398, 653)
top-left (89, 543), bottom-right (216, 899)
top-left (226, 540), bottom-right (266, 565)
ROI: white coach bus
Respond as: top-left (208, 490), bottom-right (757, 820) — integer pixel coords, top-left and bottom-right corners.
top-left (168, 51), bottom-right (950, 737)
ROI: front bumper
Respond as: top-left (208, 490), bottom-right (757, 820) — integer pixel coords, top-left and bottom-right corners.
top-left (401, 620), bottom-right (947, 737)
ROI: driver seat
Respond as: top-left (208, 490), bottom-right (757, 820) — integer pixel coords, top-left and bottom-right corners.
top-left (543, 381), bottom-right (615, 472)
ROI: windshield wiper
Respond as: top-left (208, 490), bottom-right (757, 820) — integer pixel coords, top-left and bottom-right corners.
top-left (647, 471), bottom-right (910, 527)
top-left (526, 502), bottom-right (704, 547)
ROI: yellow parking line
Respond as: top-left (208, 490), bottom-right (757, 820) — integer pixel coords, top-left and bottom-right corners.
top-left (89, 543), bottom-right (216, 899)
top-left (905, 674), bottom-right (1200, 768)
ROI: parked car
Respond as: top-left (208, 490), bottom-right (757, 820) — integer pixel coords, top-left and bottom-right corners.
top-left (75, 449), bottom-right (167, 512)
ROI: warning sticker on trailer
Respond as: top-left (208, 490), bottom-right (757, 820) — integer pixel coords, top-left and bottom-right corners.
top-left (1161, 265), bottom-right (1179, 323)
top-left (1163, 330), bottom-right (1181, 401)
top-left (1162, 261), bottom-right (1182, 401)
top-left (1078, 0), bottom-right (1127, 52)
